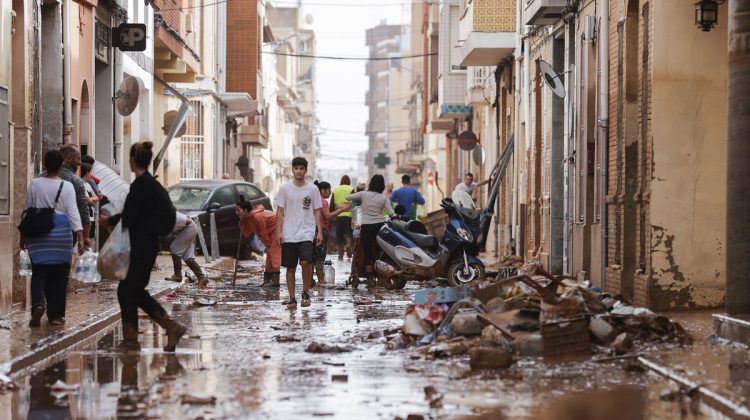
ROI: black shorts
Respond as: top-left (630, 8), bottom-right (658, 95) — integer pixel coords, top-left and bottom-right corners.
top-left (281, 241), bottom-right (314, 268)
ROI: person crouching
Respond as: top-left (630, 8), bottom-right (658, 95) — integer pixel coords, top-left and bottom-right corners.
top-left (166, 212), bottom-right (208, 287)
top-left (236, 197), bottom-right (282, 287)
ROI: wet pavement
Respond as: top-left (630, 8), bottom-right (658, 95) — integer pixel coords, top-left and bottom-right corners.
top-left (1, 258), bottom-right (747, 419)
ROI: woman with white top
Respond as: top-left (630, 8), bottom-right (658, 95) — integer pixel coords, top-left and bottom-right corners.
top-left (21, 150), bottom-right (85, 327)
top-left (345, 174), bottom-right (395, 286)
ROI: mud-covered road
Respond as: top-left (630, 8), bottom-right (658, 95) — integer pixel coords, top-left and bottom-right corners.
top-left (3, 258), bottom-right (730, 419)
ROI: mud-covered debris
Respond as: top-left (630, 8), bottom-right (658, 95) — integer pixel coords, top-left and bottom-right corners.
top-left (193, 298), bottom-right (217, 306)
top-left (589, 316), bottom-right (618, 344)
top-left (322, 361), bottom-right (345, 367)
top-left (612, 333), bottom-right (633, 355)
top-left (485, 297), bottom-right (508, 313)
top-left (275, 335), bottom-right (301, 343)
top-left (181, 392), bottom-right (216, 405)
top-left (451, 312), bottom-right (484, 336)
top-left (305, 342), bottom-right (353, 353)
top-left (423, 338), bottom-right (470, 358)
top-left (331, 374), bottom-right (348, 382)
top-left (469, 346), bottom-right (513, 370)
top-left (513, 333), bottom-right (544, 357)
top-left (385, 334), bottom-right (409, 350)
top-left (423, 385), bottom-right (439, 400)
top-left (353, 296), bottom-right (372, 305)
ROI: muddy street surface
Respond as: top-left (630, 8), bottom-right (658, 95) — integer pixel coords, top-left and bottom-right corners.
top-left (1, 259), bottom-right (738, 419)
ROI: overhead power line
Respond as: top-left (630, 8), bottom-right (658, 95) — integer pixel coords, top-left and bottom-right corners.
top-left (153, 0), bottom-right (231, 12)
top-left (270, 1), bottom-right (441, 6)
top-left (263, 51), bottom-right (437, 60)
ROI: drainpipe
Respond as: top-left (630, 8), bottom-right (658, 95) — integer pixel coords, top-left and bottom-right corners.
top-left (62, 0), bottom-right (72, 144)
top-left (597, 0), bottom-right (610, 290)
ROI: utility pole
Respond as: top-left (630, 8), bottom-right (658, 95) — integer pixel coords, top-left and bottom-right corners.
top-left (726, 0), bottom-right (750, 314)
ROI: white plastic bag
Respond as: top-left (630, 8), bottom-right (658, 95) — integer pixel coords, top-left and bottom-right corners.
top-left (249, 233), bottom-right (267, 254)
top-left (97, 222), bottom-right (130, 280)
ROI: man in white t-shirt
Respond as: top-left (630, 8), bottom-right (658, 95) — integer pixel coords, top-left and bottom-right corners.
top-left (454, 172), bottom-right (489, 197)
top-left (275, 157), bottom-right (324, 309)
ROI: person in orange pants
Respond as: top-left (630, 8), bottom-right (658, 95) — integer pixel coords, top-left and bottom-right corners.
top-left (236, 198), bottom-right (282, 287)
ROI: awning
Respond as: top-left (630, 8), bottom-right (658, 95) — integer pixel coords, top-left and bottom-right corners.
top-left (220, 92), bottom-right (260, 118)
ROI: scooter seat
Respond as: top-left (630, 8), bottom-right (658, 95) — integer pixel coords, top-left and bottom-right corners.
top-left (390, 220), bottom-right (439, 249)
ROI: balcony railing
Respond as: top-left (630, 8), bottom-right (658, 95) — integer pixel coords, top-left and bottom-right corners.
top-left (466, 66), bottom-right (496, 106)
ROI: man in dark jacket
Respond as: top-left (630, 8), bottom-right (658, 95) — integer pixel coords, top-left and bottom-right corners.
top-left (60, 144), bottom-right (91, 245)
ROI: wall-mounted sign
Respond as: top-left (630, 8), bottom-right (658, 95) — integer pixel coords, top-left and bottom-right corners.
top-left (112, 23), bottom-right (147, 52)
top-left (95, 20), bottom-right (110, 63)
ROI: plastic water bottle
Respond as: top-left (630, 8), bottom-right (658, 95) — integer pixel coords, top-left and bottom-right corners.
top-left (323, 260), bottom-right (335, 284)
top-left (351, 207), bottom-right (362, 229)
top-left (73, 248), bottom-right (101, 283)
top-left (19, 249), bottom-right (32, 276)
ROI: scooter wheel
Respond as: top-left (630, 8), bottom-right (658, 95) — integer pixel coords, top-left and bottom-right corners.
top-left (447, 262), bottom-right (486, 288)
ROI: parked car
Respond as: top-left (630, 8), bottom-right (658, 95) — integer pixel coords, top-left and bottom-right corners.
top-left (167, 180), bottom-right (272, 256)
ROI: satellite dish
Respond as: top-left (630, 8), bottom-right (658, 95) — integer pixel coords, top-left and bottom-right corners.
top-left (115, 76), bottom-right (140, 116)
top-left (539, 60), bottom-right (565, 98)
top-left (472, 145), bottom-right (486, 166)
top-left (163, 110), bottom-right (188, 138)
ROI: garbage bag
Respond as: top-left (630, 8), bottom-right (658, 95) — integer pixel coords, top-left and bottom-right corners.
top-left (97, 222), bottom-right (130, 280)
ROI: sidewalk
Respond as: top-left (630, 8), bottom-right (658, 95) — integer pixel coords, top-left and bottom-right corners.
top-left (0, 256), bottom-right (182, 377)
top-left (637, 310), bottom-right (750, 418)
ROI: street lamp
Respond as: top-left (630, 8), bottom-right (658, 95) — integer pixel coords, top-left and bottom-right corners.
top-left (695, 0), bottom-right (724, 32)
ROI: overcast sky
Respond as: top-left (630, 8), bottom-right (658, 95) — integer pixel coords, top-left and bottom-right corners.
top-left (292, 1), bottom-right (409, 177)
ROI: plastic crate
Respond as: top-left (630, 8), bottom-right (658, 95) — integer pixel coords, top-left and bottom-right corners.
top-left (541, 316), bottom-right (591, 363)
top-left (414, 286), bottom-right (471, 305)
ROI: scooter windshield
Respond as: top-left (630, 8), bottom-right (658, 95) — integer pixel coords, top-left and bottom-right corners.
top-left (451, 190), bottom-right (481, 220)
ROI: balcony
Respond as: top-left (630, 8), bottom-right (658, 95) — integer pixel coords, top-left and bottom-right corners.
top-left (396, 150), bottom-right (422, 174)
top-left (237, 115), bottom-right (268, 149)
top-left (458, 0), bottom-right (516, 67)
top-left (466, 66), bottom-right (496, 107)
top-left (277, 86), bottom-right (301, 122)
top-left (524, 0), bottom-right (566, 26)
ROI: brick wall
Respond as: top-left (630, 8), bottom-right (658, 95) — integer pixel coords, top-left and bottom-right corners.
top-left (227, 0), bottom-right (260, 98)
top-left (606, 0), bottom-right (654, 306)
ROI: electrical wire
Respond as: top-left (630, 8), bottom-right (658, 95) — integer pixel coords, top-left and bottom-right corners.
top-left (263, 51), bottom-right (437, 60)
top-left (270, 0), bottom-right (442, 6)
top-left (151, 0), bottom-right (231, 12)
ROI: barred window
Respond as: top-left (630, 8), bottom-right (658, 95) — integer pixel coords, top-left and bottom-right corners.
top-left (181, 100), bottom-right (204, 180)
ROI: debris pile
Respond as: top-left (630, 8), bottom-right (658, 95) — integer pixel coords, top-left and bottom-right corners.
top-left (386, 259), bottom-right (692, 369)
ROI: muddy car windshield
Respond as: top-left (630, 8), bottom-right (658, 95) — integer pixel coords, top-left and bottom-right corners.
top-left (168, 187), bottom-right (211, 211)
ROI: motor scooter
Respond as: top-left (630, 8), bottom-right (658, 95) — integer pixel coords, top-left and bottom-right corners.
top-left (374, 190), bottom-right (486, 288)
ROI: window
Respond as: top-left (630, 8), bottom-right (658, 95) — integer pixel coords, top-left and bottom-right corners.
top-left (236, 184), bottom-right (261, 201)
top-left (169, 187), bottom-right (211, 211)
top-left (211, 186), bottom-right (236, 207)
top-left (181, 100), bottom-right (204, 180)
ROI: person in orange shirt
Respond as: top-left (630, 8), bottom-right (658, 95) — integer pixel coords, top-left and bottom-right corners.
top-left (236, 197), bottom-right (282, 287)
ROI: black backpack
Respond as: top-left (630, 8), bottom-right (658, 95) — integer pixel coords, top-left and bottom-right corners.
top-left (18, 182), bottom-right (64, 238)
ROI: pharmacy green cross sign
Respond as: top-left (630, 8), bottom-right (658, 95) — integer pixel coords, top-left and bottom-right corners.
top-left (374, 153), bottom-right (391, 169)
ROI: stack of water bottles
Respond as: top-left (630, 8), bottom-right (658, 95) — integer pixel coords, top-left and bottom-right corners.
top-left (73, 248), bottom-right (101, 283)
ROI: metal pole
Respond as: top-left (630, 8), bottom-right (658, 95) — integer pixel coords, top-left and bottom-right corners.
top-left (726, 0), bottom-right (750, 314)
top-left (194, 216), bottom-right (211, 263)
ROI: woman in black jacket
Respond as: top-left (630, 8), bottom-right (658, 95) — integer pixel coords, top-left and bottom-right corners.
top-left (112, 141), bottom-right (185, 352)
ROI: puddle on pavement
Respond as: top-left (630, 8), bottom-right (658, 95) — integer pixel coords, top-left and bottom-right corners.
top-left (1, 259), bottom-right (741, 419)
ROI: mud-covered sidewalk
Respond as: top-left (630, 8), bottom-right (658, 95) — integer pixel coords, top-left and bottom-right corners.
top-left (0, 257), bottom-right (746, 418)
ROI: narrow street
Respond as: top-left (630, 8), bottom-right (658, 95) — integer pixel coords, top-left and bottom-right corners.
top-left (3, 258), bottom-right (731, 419)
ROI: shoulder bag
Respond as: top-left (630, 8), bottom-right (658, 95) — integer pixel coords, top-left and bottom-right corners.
top-left (18, 181), bottom-right (64, 237)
